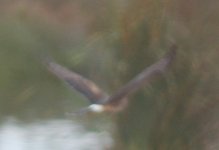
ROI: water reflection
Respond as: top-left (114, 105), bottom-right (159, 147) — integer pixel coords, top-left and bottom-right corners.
top-left (0, 118), bottom-right (112, 150)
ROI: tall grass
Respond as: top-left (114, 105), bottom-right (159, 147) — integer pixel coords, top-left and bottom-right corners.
top-left (0, 0), bottom-right (218, 149)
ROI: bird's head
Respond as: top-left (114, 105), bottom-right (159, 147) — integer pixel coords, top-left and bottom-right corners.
top-left (88, 104), bottom-right (105, 113)
top-left (66, 104), bottom-right (105, 117)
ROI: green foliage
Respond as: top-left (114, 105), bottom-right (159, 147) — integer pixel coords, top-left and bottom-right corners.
top-left (0, 0), bottom-right (218, 149)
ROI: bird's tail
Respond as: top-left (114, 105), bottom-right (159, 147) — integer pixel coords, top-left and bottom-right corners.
top-left (65, 107), bottom-right (92, 117)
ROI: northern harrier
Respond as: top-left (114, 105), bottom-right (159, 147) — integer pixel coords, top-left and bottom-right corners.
top-left (44, 45), bottom-right (177, 114)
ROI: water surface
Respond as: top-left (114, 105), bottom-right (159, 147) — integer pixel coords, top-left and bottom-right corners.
top-left (0, 118), bottom-right (112, 150)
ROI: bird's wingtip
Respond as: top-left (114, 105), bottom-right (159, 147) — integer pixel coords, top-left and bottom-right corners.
top-left (163, 43), bottom-right (178, 64)
top-left (40, 54), bottom-right (55, 67)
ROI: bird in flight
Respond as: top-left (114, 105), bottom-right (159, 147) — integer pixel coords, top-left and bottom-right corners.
top-left (44, 45), bottom-right (177, 114)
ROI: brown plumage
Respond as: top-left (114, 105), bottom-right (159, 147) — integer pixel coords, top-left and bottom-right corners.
top-left (44, 45), bottom-right (177, 113)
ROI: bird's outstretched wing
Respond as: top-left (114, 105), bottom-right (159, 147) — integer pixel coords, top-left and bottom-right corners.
top-left (44, 60), bottom-right (109, 104)
top-left (106, 45), bottom-right (177, 106)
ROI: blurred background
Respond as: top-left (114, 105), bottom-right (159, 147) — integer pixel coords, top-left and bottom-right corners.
top-left (0, 0), bottom-right (218, 150)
